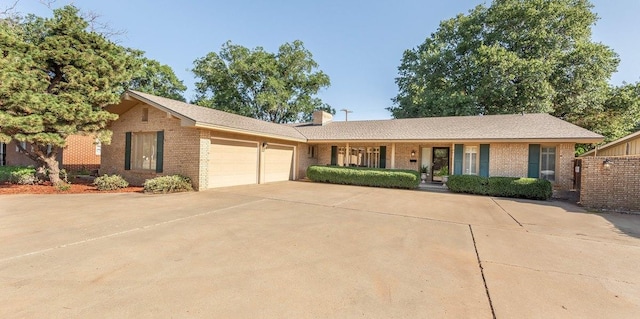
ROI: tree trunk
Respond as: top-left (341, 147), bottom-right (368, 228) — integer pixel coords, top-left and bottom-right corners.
top-left (43, 156), bottom-right (61, 185)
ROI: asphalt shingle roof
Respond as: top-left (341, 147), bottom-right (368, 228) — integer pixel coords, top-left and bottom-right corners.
top-left (127, 91), bottom-right (306, 141)
top-left (125, 91), bottom-right (603, 142)
top-left (291, 113), bottom-right (603, 141)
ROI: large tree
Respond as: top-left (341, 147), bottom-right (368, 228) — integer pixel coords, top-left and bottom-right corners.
top-left (0, 5), bottom-right (136, 184)
top-left (388, 0), bottom-right (636, 140)
top-left (192, 40), bottom-right (333, 123)
top-left (127, 54), bottom-right (187, 101)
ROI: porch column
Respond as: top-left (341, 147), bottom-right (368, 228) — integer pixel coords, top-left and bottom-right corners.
top-left (345, 142), bottom-right (350, 166)
top-left (390, 143), bottom-right (396, 169)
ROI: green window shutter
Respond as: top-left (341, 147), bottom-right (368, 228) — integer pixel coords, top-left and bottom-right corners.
top-left (330, 146), bottom-right (337, 165)
top-left (156, 131), bottom-right (164, 173)
top-left (453, 144), bottom-right (464, 175)
top-left (379, 146), bottom-right (386, 168)
top-left (479, 144), bottom-right (490, 177)
top-left (528, 144), bottom-right (541, 178)
top-left (124, 132), bottom-right (132, 170)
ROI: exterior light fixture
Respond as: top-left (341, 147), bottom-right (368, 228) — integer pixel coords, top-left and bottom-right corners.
top-left (411, 150), bottom-right (416, 158)
top-left (262, 142), bottom-right (268, 150)
top-left (603, 158), bottom-right (613, 169)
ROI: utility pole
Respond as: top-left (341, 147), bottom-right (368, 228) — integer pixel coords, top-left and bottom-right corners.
top-left (340, 108), bottom-right (353, 121)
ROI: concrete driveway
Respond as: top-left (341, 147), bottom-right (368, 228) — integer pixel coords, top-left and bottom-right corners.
top-left (1, 182), bottom-right (639, 318)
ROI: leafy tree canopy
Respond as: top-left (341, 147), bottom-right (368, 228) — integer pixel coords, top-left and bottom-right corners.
top-left (126, 54), bottom-right (187, 101)
top-left (0, 5), bottom-right (137, 183)
top-left (389, 0), bottom-right (640, 145)
top-left (192, 40), bottom-right (333, 123)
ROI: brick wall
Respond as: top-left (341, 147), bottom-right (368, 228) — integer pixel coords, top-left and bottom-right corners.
top-left (297, 143), bottom-right (318, 179)
top-left (489, 143), bottom-right (529, 177)
top-left (4, 141), bottom-right (39, 167)
top-left (489, 142), bottom-right (575, 191)
top-left (579, 156), bottom-right (640, 212)
top-left (102, 104), bottom-right (202, 188)
top-left (61, 135), bottom-right (100, 172)
top-left (3, 141), bottom-right (64, 168)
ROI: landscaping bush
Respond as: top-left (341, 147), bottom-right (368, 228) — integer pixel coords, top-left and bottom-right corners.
top-left (306, 165), bottom-right (420, 189)
top-left (446, 175), bottom-right (552, 200)
top-left (143, 175), bottom-right (193, 194)
top-left (446, 175), bottom-right (488, 195)
top-left (93, 174), bottom-right (129, 191)
top-left (0, 166), bottom-right (39, 185)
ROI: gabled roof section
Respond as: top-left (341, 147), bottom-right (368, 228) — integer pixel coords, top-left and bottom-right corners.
top-left (580, 130), bottom-right (640, 156)
top-left (291, 113), bottom-right (604, 143)
top-left (109, 91), bottom-right (603, 144)
top-left (115, 90), bottom-right (307, 142)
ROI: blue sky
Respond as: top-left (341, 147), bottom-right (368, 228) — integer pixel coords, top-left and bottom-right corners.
top-left (10, 0), bottom-right (640, 121)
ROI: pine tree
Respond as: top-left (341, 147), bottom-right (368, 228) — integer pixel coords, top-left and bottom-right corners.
top-left (0, 6), bottom-right (136, 184)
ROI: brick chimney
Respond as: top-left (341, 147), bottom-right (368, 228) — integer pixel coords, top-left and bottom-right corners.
top-left (312, 110), bottom-right (333, 126)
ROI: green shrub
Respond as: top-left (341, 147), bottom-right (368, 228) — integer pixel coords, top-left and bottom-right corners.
top-left (93, 174), bottom-right (129, 191)
top-left (306, 165), bottom-right (420, 189)
top-left (0, 166), bottom-right (39, 185)
top-left (143, 175), bottom-right (193, 194)
top-left (447, 175), bottom-right (552, 200)
top-left (56, 183), bottom-right (71, 191)
top-left (446, 175), bottom-right (488, 195)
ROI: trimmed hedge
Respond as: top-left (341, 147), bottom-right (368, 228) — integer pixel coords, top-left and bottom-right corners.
top-left (306, 165), bottom-right (420, 189)
top-left (144, 175), bottom-right (193, 194)
top-left (0, 166), bottom-right (38, 185)
top-left (446, 175), bottom-right (552, 200)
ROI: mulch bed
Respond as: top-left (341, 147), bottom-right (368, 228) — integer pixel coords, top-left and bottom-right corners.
top-left (0, 177), bottom-right (143, 195)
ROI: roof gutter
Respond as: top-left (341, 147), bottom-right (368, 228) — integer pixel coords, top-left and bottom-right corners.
top-left (194, 123), bottom-right (307, 143)
top-left (306, 137), bottom-right (604, 144)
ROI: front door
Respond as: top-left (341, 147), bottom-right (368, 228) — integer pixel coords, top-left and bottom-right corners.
top-left (432, 147), bottom-right (450, 182)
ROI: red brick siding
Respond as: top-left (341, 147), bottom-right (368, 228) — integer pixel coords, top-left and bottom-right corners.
top-left (61, 135), bottom-right (100, 172)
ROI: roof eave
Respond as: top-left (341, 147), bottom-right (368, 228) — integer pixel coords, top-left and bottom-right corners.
top-left (580, 130), bottom-right (640, 157)
top-left (123, 91), bottom-right (197, 124)
top-left (306, 137), bottom-right (604, 144)
top-left (194, 123), bottom-right (307, 143)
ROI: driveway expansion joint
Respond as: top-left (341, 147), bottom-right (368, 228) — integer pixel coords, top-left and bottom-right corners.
top-left (0, 198), bottom-right (267, 263)
top-left (482, 261), bottom-right (638, 285)
top-left (491, 198), bottom-right (525, 230)
top-left (469, 224), bottom-right (497, 319)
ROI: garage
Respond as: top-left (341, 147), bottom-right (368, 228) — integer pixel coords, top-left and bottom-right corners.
top-left (263, 144), bottom-right (295, 183)
top-left (208, 139), bottom-right (259, 188)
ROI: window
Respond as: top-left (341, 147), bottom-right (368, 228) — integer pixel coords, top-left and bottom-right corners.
top-left (142, 108), bottom-right (149, 122)
top-left (0, 143), bottom-right (5, 166)
top-left (307, 145), bottom-right (317, 158)
top-left (337, 146), bottom-right (380, 168)
top-left (16, 141), bottom-right (26, 152)
top-left (540, 146), bottom-right (556, 182)
top-left (463, 145), bottom-right (478, 175)
top-left (95, 139), bottom-right (102, 156)
top-left (131, 132), bottom-right (157, 170)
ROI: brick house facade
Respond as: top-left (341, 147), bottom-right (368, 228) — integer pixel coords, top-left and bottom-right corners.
top-left (102, 90), bottom-right (603, 191)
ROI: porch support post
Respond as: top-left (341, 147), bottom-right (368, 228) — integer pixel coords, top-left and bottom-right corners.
top-left (390, 143), bottom-right (396, 169)
top-left (345, 142), bottom-right (350, 166)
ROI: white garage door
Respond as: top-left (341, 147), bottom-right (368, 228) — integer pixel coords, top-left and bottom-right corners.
top-left (209, 139), bottom-right (258, 188)
top-left (264, 145), bottom-right (294, 183)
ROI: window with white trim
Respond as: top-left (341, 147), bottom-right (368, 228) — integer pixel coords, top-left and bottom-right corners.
top-left (540, 146), bottom-right (556, 182)
top-left (463, 145), bottom-right (478, 175)
top-left (131, 132), bottom-right (157, 170)
top-left (95, 139), bottom-right (102, 156)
